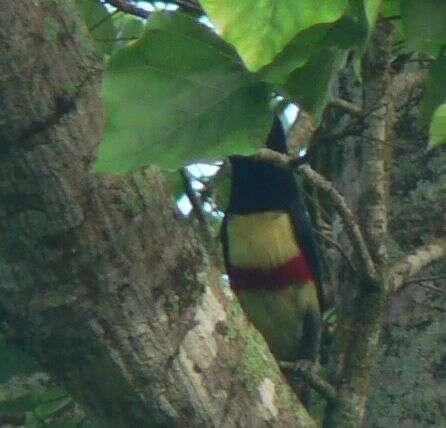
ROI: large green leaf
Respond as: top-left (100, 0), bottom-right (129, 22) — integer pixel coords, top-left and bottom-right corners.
top-left (0, 387), bottom-right (66, 414)
top-left (428, 104), bottom-right (446, 149)
top-left (401, 0), bottom-right (446, 56)
top-left (419, 53), bottom-right (446, 127)
top-left (286, 47), bottom-right (347, 123)
top-left (76, 0), bottom-right (116, 55)
top-left (198, 0), bottom-right (349, 71)
top-left (260, 24), bottom-right (331, 84)
top-left (363, 0), bottom-right (382, 34)
top-left (261, 0), bottom-right (381, 86)
top-left (0, 341), bottom-right (39, 383)
top-left (94, 13), bottom-right (272, 173)
top-left (330, 0), bottom-right (382, 52)
top-left (359, 0), bottom-right (382, 50)
top-left (112, 13), bottom-right (145, 51)
top-left (382, 0), bottom-right (405, 45)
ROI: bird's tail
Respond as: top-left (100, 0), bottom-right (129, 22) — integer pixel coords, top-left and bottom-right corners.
top-left (266, 116), bottom-right (287, 154)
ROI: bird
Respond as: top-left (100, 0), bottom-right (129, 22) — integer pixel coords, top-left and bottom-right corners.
top-left (221, 116), bottom-right (323, 368)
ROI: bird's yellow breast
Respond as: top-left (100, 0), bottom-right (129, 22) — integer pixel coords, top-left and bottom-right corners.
top-left (226, 211), bottom-right (300, 269)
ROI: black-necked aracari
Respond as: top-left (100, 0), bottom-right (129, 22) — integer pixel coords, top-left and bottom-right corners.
top-left (221, 117), bottom-right (323, 365)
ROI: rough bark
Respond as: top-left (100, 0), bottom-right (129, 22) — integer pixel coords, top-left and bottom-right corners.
top-left (318, 20), bottom-right (446, 427)
top-left (364, 76), bottom-right (446, 427)
top-left (317, 22), bottom-right (392, 428)
top-left (0, 2), bottom-right (314, 427)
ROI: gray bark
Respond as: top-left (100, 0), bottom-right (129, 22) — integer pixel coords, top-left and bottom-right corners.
top-left (364, 74), bottom-right (446, 427)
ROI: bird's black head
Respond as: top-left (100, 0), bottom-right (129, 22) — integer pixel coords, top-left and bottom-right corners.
top-left (227, 156), bottom-right (299, 214)
top-left (226, 116), bottom-right (299, 214)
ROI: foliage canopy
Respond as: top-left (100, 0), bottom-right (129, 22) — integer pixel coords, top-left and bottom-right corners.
top-left (85, 0), bottom-right (446, 172)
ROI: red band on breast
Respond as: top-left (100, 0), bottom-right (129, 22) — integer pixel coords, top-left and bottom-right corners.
top-left (228, 254), bottom-right (314, 291)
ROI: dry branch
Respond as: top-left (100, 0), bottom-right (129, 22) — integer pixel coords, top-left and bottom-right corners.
top-left (280, 361), bottom-right (338, 404)
top-left (255, 149), bottom-right (377, 282)
top-left (390, 238), bottom-right (446, 292)
top-left (105, 0), bottom-right (150, 18)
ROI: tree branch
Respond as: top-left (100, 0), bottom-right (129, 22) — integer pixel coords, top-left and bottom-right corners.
top-left (298, 164), bottom-right (377, 281)
top-left (105, 0), bottom-right (202, 16)
top-left (313, 229), bottom-right (356, 273)
top-left (413, 281), bottom-right (446, 295)
top-left (390, 238), bottom-right (446, 292)
top-left (280, 361), bottom-right (338, 404)
top-left (104, 0), bottom-right (150, 19)
top-left (254, 149), bottom-right (377, 281)
top-left (390, 69), bottom-right (429, 102)
top-left (320, 121), bottom-right (366, 142)
top-left (403, 275), bottom-right (446, 287)
top-left (180, 167), bottom-right (213, 243)
top-left (329, 98), bottom-right (364, 117)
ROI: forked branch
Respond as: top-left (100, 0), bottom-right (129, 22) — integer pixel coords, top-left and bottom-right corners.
top-left (390, 238), bottom-right (446, 292)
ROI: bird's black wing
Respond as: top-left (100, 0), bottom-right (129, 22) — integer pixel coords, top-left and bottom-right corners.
top-left (288, 197), bottom-right (325, 312)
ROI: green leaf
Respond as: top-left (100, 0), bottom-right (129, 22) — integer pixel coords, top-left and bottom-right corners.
top-left (286, 47), bottom-right (347, 123)
top-left (0, 393), bottom-right (35, 414)
top-left (76, 0), bottom-right (116, 55)
top-left (331, 0), bottom-right (382, 53)
top-left (0, 341), bottom-right (39, 383)
top-left (383, 0), bottom-right (400, 17)
top-left (34, 394), bottom-right (71, 421)
top-left (43, 416), bottom-right (96, 428)
top-left (0, 387), bottom-right (67, 415)
top-left (428, 104), bottom-right (446, 149)
top-left (363, 0), bottom-right (382, 35)
top-left (260, 24), bottom-right (331, 84)
top-left (419, 53), bottom-right (446, 127)
top-left (199, 0), bottom-right (349, 71)
top-left (382, 0), bottom-right (405, 45)
top-left (112, 14), bottom-right (145, 51)
top-left (261, 0), bottom-right (381, 85)
top-left (401, 0), bottom-right (446, 56)
top-left (360, 0), bottom-right (383, 50)
top-left (94, 13), bottom-right (272, 173)
top-left (325, 12), bottom-right (365, 50)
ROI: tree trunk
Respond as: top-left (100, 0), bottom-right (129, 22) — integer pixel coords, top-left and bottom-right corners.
top-left (320, 22), bottom-right (393, 427)
top-left (0, 2), bottom-right (314, 427)
top-left (364, 60), bottom-right (446, 427)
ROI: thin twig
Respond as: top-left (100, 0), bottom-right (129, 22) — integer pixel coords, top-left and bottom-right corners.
top-left (180, 168), bottom-right (213, 242)
top-left (298, 164), bottom-right (377, 281)
top-left (416, 282), bottom-right (446, 295)
top-left (321, 122), bottom-right (365, 142)
top-left (93, 37), bottom-right (139, 42)
top-left (390, 238), bottom-right (446, 292)
top-left (280, 361), bottom-right (338, 404)
top-left (104, 0), bottom-right (150, 19)
top-left (380, 15), bottom-right (401, 22)
top-left (89, 9), bottom-right (120, 32)
top-left (255, 149), bottom-right (377, 282)
top-left (314, 230), bottom-right (356, 273)
top-left (329, 98), bottom-right (363, 117)
top-left (175, 0), bottom-right (202, 10)
top-left (399, 275), bottom-right (446, 294)
top-left (404, 275), bottom-right (446, 285)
